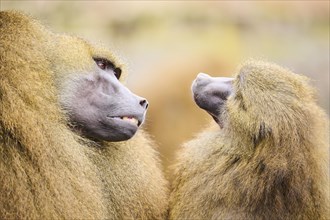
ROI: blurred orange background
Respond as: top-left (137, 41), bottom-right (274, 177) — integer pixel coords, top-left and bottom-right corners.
top-left (2, 1), bottom-right (329, 175)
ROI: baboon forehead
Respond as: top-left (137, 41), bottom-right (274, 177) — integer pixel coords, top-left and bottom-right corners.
top-left (49, 34), bottom-right (124, 76)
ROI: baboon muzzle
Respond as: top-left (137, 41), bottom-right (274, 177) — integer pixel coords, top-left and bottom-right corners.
top-left (192, 73), bottom-right (234, 125)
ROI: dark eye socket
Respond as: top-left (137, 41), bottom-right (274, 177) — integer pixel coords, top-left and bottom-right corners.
top-left (93, 57), bottom-right (121, 79)
top-left (114, 67), bottom-right (122, 80)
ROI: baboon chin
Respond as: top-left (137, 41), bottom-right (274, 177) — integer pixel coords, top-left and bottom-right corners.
top-left (0, 11), bottom-right (168, 219)
top-left (169, 60), bottom-right (329, 220)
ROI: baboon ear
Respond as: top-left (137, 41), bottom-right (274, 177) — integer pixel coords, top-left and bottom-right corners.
top-left (253, 122), bottom-right (272, 147)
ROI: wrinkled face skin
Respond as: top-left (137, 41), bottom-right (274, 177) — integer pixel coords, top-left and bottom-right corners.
top-left (60, 57), bottom-right (149, 142)
top-left (192, 73), bottom-right (234, 128)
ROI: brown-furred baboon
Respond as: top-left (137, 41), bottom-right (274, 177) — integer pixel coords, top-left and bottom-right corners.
top-left (0, 11), bottom-right (168, 219)
top-left (169, 60), bottom-right (329, 220)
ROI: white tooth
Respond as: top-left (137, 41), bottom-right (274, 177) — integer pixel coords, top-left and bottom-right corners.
top-left (131, 118), bottom-right (138, 126)
top-left (121, 117), bottom-right (138, 126)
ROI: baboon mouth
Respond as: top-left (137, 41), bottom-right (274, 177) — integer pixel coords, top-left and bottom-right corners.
top-left (207, 111), bottom-right (224, 129)
top-left (108, 116), bottom-right (141, 127)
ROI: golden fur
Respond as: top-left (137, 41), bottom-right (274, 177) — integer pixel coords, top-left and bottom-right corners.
top-left (169, 60), bottom-right (329, 220)
top-left (0, 11), bottom-right (168, 219)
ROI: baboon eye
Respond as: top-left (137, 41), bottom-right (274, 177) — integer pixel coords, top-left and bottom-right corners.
top-left (95, 59), bottom-right (106, 70)
top-left (93, 57), bottom-right (121, 79)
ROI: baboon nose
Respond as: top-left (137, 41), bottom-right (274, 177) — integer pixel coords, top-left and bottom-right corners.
top-left (139, 99), bottom-right (149, 109)
top-left (196, 72), bottom-right (211, 81)
top-left (193, 73), bottom-right (212, 90)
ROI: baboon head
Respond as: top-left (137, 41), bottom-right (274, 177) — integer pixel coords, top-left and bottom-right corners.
top-left (192, 60), bottom-right (314, 144)
top-left (50, 36), bottom-right (149, 142)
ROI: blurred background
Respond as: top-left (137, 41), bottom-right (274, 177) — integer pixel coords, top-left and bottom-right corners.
top-left (1, 1), bottom-right (329, 176)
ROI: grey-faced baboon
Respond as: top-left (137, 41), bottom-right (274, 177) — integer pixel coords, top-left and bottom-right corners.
top-left (0, 11), bottom-right (168, 219)
top-left (169, 60), bottom-right (329, 220)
